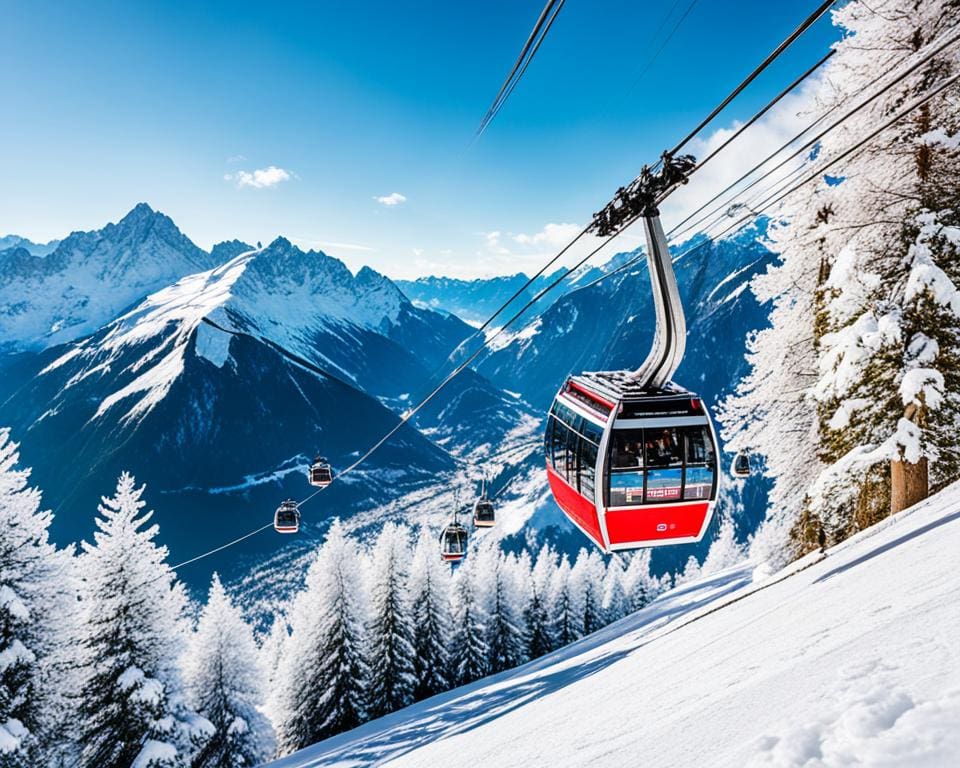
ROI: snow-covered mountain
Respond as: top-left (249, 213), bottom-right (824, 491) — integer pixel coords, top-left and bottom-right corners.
top-left (236, 224), bottom-right (781, 603)
top-left (0, 203), bottom-right (217, 351)
top-left (0, 207), bottom-right (531, 586)
top-left (266, 479), bottom-right (960, 768)
top-left (0, 204), bottom-right (778, 591)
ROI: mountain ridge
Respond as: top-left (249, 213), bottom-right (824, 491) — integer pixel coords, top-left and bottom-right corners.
top-left (0, 205), bottom-right (530, 587)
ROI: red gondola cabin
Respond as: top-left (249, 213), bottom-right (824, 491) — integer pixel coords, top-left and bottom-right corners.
top-left (545, 372), bottom-right (719, 552)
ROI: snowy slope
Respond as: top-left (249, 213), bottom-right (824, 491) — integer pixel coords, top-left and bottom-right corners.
top-left (267, 480), bottom-right (960, 768)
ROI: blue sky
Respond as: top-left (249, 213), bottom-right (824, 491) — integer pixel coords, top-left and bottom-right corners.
top-left (1, 1), bottom-right (840, 278)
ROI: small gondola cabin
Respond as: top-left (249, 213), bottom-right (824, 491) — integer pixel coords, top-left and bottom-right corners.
top-left (731, 452), bottom-right (751, 478)
top-left (274, 500), bottom-right (301, 534)
top-left (440, 522), bottom-right (468, 562)
top-left (309, 457), bottom-right (334, 488)
top-left (473, 496), bottom-right (496, 528)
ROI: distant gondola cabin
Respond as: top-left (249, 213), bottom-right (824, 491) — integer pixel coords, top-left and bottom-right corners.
top-left (309, 457), bottom-right (334, 488)
top-left (473, 496), bottom-right (495, 528)
top-left (274, 500), bottom-right (301, 534)
top-left (731, 452), bottom-right (751, 478)
top-left (440, 523), bottom-right (468, 562)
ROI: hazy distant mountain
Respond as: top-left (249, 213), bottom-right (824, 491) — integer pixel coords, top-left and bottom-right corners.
top-left (0, 234), bottom-right (61, 256)
top-left (395, 273), bottom-right (555, 325)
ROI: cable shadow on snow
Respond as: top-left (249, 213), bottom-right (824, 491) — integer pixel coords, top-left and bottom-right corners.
top-left (289, 650), bottom-right (632, 768)
top-left (273, 566), bottom-right (753, 768)
top-left (815, 508), bottom-right (960, 584)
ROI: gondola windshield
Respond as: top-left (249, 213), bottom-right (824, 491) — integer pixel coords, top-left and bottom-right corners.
top-left (606, 425), bottom-right (715, 506)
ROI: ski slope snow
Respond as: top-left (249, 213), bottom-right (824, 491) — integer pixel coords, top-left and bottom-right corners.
top-left (265, 481), bottom-right (960, 767)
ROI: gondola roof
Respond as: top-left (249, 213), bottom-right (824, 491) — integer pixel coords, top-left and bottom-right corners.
top-left (572, 371), bottom-right (692, 402)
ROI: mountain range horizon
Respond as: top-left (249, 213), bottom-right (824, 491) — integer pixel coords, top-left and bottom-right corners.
top-left (1, 201), bottom-right (586, 287)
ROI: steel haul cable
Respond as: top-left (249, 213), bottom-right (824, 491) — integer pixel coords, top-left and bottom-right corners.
top-left (473, 0), bottom-right (565, 142)
top-left (620, 0), bottom-right (700, 104)
top-left (667, 0), bottom-right (836, 157)
top-left (167, 1), bottom-right (854, 570)
top-left (492, 0), bottom-right (566, 129)
top-left (667, 26), bottom-right (960, 242)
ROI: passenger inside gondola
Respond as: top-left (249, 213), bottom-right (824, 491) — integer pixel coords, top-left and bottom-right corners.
top-left (613, 441), bottom-right (638, 468)
top-left (648, 429), bottom-right (683, 467)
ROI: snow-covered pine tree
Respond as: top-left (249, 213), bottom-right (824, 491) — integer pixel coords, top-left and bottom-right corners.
top-left (525, 544), bottom-right (557, 659)
top-left (408, 525), bottom-right (452, 701)
top-left (273, 520), bottom-right (368, 753)
top-left (484, 548), bottom-right (526, 675)
top-left (76, 472), bottom-right (210, 768)
top-left (259, 613), bottom-right (289, 697)
top-left (803, 0), bottom-right (960, 524)
top-left (571, 549), bottom-right (606, 636)
top-left (183, 574), bottom-right (274, 768)
top-left (722, 0), bottom-right (960, 563)
top-left (365, 523), bottom-right (416, 718)
top-left (601, 556), bottom-right (628, 625)
top-left (547, 555), bottom-right (581, 648)
top-left (621, 550), bottom-right (661, 612)
top-left (449, 555), bottom-right (488, 686)
top-left (0, 429), bottom-right (77, 767)
top-left (701, 514), bottom-right (746, 576)
top-left (717, 185), bottom-right (834, 571)
top-left (675, 555), bottom-right (702, 587)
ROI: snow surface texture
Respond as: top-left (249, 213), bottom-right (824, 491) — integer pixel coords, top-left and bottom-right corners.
top-left (266, 481), bottom-right (960, 768)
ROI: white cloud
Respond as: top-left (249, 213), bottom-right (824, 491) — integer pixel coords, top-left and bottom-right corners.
top-left (484, 231), bottom-right (510, 255)
top-left (226, 154), bottom-right (246, 163)
top-left (224, 166), bottom-right (293, 189)
top-left (512, 222), bottom-right (583, 248)
top-left (659, 76), bottom-right (823, 239)
top-left (314, 240), bottom-right (375, 252)
top-left (375, 192), bottom-right (407, 207)
top-left (460, 220), bottom-right (620, 280)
